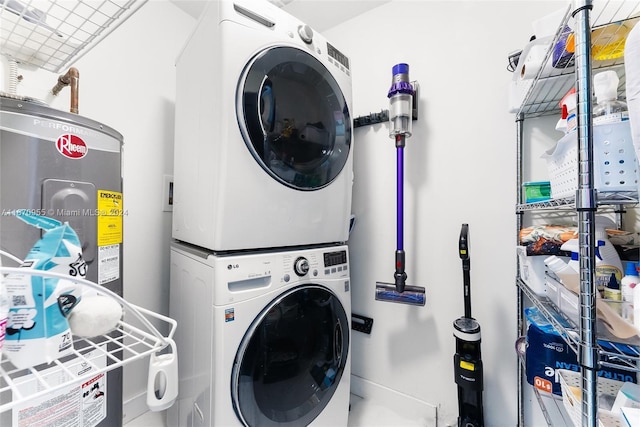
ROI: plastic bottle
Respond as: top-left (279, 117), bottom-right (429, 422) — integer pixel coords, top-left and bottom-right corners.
top-left (560, 239), bottom-right (580, 272)
top-left (594, 217), bottom-right (624, 288)
top-left (621, 261), bottom-right (639, 321)
top-left (621, 261), bottom-right (639, 303)
top-left (593, 70), bottom-right (629, 125)
top-left (560, 230), bottom-right (623, 296)
top-left (603, 273), bottom-right (622, 301)
top-left (558, 88), bottom-right (577, 132)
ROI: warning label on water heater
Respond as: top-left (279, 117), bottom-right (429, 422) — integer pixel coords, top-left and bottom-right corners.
top-left (97, 190), bottom-right (122, 285)
top-left (98, 244), bottom-right (120, 285)
top-left (97, 190), bottom-right (123, 246)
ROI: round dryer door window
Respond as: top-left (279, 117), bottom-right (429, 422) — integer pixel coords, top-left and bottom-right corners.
top-left (231, 285), bottom-right (349, 426)
top-left (238, 46), bottom-right (351, 190)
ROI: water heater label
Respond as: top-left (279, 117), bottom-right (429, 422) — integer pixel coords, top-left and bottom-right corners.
top-left (56, 133), bottom-right (88, 159)
top-left (97, 190), bottom-right (123, 246)
top-left (98, 244), bottom-right (120, 285)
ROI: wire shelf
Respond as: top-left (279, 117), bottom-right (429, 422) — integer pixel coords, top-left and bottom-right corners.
top-left (516, 191), bottom-right (639, 212)
top-left (0, 0), bottom-right (147, 73)
top-left (0, 267), bottom-right (176, 414)
top-left (519, 278), bottom-right (640, 374)
top-left (513, 1), bottom-right (640, 118)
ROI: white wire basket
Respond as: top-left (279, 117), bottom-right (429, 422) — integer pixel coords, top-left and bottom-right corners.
top-left (543, 121), bottom-right (639, 199)
top-left (0, 267), bottom-right (177, 415)
top-left (558, 369), bottom-right (626, 427)
top-left (0, 0), bottom-right (148, 72)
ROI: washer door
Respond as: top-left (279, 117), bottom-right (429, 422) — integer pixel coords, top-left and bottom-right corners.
top-left (238, 46), bottom-right (351, 190)
top-left (232, 285), bottom-right (349, 426)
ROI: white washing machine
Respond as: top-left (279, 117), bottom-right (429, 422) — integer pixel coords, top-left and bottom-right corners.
top-left (167, 242), bottom-right (351, 427)
top-left (173, 0), bottom-right (353, 251)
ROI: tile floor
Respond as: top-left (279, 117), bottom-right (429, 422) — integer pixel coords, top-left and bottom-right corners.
top-left (124, 394), bottom-right (424, 426)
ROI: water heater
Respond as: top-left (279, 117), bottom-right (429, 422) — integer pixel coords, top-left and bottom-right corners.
top-left (0, 95), bottom-right (124, 427)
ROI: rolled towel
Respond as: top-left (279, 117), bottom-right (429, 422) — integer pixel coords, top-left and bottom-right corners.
top-left (68, 295), bottom-right (123, 338)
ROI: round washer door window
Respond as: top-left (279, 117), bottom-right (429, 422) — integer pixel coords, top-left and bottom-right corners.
top-left (238, 46), bottom-right (351, 190)
top-left (231, 285), bottom-right (349, 426)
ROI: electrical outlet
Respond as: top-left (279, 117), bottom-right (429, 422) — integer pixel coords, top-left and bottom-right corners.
top-left (162, 174), bottom-right (173, 212)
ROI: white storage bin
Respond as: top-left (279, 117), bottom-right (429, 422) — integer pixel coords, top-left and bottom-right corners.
top-left (545, 274), bottom-right (562, 308)
top-left (558, 369), bottom-right (625, 427)
top-left (517, 246), bottom-right (548, 296)
top-left (543, 121), bottom-right (639, 199)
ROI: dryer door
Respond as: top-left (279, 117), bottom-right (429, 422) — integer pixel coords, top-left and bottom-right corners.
top-left (238, 46), bottom-right (351, 190)
top-left (232, 285), bottom-right (349, 426)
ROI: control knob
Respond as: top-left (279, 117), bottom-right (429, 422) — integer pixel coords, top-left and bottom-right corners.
top-left (297, 25), bottom-right (313, 44)
top-left (294, 257), bottom-right (310, 276)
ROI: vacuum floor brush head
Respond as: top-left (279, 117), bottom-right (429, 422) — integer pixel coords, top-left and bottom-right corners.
top-left (375, 282), bottom-right (426, 306)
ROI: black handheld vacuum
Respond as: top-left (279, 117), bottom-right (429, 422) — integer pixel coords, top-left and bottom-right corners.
top-left (453, 223), bottom-right (484, 427)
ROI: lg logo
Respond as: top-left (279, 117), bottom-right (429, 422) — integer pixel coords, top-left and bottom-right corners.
top-left (227, 264), bottom-right (239, 270)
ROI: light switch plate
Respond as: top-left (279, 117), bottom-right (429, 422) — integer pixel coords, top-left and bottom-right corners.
top-left (162, 174), bottom-right (173, 212)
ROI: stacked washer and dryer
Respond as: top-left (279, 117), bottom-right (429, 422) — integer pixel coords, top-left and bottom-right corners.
top-left (168, 1), bottom-right (354, 426)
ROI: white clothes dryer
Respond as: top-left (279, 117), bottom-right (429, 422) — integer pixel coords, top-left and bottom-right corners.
top-left (173, 0), bottom-right (353, 251)
top-left (167, 242), bottom-right (351, 427)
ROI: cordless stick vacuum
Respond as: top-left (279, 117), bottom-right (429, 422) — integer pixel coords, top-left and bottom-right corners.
top-left (453, 224), bottom-right (484, 427)
top-left (375, 63), bottom-right (425, 306)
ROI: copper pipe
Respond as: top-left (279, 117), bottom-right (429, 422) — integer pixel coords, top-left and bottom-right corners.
top-left (51, 67), bottom-right (79, 114)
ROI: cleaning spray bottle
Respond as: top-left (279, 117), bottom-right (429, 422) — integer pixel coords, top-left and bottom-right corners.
top-left (593, 70), bottom-right (629, 125)
top-left (557, 88), bottom-right (577, 133)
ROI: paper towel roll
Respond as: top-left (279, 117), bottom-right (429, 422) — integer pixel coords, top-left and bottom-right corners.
top-left (519, 41), bottom-right (554, 80)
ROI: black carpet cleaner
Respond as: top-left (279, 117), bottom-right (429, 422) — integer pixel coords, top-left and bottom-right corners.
top-left (453, 223), bottom-right (484, 427)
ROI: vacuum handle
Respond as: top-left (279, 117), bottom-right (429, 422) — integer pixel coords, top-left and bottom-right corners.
top-left (459, 223), bottom-right (469, 262)
top-left (459, 223), bottom-right (472, 319)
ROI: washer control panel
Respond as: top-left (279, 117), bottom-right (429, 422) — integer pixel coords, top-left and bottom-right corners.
top-left (279, 247), bottom-right (348, 282)
top-left (322, 249), bottom-right (348, 276)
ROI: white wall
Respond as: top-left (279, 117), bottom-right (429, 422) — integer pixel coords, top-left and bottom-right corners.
top-left (5, 1), bottom-right (196, 422)
top-left (322, 1), bottom-right (569, 425)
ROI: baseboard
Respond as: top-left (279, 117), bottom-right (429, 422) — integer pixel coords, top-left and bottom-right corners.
top-left (122, 391), bottom-right (150, 425)
top-left (350, 374), bottom-right (438, 426)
